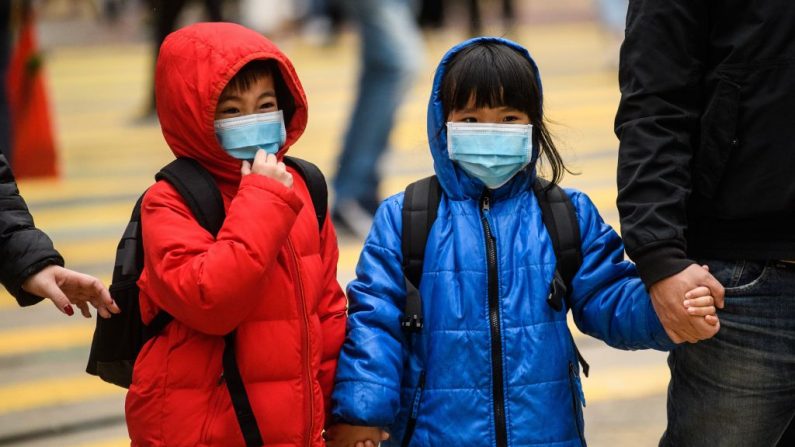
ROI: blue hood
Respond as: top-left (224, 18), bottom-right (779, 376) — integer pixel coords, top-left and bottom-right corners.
top-left (427, 37), bottom-right (544, 200)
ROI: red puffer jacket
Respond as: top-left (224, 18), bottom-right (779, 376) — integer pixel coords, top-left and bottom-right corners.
top-left (125, 23), bottom-right (347, 446)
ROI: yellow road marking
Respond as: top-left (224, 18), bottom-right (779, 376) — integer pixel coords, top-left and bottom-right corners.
top-left (584, 363), bottom-right (670, 402)
top-left (0, 375), bottom-right (123, 415)
top-left (0, 323), bottom-right (93, 357)
top-left (76, 438), bottom-right (130, 447)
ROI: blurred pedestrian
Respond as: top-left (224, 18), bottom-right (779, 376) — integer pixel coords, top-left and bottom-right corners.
top-left (302, 0), bottom-right (344, 46)
top-left (331, 0), bottom-right (422, 238)
top-left (466, 0), bottom-right (515, 37)
top-left (0, 154), bottom-right (118, 318)
top-left (418, 0), bottom-right (444, 30)
top-left (593, 0), bottom-right (627, 66)
top-left (0, 0), bottom-right (12, 162)
top-left (616, 1), bottom-right (795, 445)
top-left (141, 0), bottom-right (224, 119)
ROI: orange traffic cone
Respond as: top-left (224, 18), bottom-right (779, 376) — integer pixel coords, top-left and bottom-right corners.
top-left (6, 5), bottom-right (58, 178)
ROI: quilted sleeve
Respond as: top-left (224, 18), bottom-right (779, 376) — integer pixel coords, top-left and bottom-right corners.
top-left (567, 190), bottom-right (675, 351)
top-left (331, 194), bottom-right (407, 427)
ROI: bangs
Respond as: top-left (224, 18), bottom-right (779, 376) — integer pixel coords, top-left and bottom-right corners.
top-left (225, 60), bottom-right (275, 95)
top-left (441, 43), bottom-right (540, 118)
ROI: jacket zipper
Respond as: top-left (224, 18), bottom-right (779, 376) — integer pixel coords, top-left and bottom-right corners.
top-left (287, 238), bottom-right (313, 447)
top-left (568, 362), bottom-right (586, 446)
top-left (400, 371), bottom-right (426, 447)
top-left (200, 372), bottom-right (226, 443)
top-left (480, 193), bottom-right (508, 447)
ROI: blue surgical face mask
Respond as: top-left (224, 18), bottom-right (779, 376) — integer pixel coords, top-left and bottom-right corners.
top-left (447, 122), bottom-right (534, 189)
top-left (214, 110), bottom-right (287, 159)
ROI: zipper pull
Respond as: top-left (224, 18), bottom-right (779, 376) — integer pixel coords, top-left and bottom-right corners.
top-left (481, 194), bottom-right (491, 212)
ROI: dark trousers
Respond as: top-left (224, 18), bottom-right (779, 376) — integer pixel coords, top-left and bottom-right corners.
top-left (660, 260), bottom-right (795, 447)
top-left (147, 0), bottom-right (223, 112)
top-left (466, 0), bottom-right (515, 35)
top-left (418, 0), bottom-right (444, 28)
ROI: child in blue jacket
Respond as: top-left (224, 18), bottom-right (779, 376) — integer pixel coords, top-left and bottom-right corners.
top-left (327, 38), bottom-right (719, 447)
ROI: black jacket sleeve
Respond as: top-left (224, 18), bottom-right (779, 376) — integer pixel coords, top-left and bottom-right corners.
top-left (615, 0), bottom-right (708, 287)
top-left (0, 154), bottom-right (64, 305)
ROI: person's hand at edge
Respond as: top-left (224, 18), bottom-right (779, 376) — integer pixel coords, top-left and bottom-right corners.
top-left (22, 265), bottom-right (119, 318)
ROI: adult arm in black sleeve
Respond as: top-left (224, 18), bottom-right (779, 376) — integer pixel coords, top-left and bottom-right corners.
top-left (615, 0), bottom-right (707, 287)
top-left (0, 153), bottom-right (65, 305)
top-left (616, 0), bottom-right (724, 344)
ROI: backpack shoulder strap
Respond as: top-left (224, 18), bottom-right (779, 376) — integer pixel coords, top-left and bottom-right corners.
top-left (533, 178), bottom-right (589, 377)
top-left (145, 158), bottom-right (226, 336)
top-left (400, 175), bottom-right (441, 332)
top-left (533, 178), bottom-right (582, 307)
top-left (156, 157), bottom-right (226, 236)
top-left (155, 158), bottom-right (264, 445)
top-left (532, 178), bottom-right (582, 311)
top-left (283, 156), bottom-right (328, 230)
top-left (402, 175), bottom-right (442, 289)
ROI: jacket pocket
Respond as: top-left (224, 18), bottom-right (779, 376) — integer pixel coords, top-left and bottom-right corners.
top-left (568, 362), bottom-right (587, 446)
top-left (694, 78), bottom-right (742, 199)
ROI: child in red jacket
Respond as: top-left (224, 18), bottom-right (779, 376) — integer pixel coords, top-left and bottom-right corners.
top-left (125, 23), bottom-right (347, 446)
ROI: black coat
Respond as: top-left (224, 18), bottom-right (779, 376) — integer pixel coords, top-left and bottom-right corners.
top-left (0, 154), bottom-right (63, 305)
top-left (615, 0), bottom-right (795, 285)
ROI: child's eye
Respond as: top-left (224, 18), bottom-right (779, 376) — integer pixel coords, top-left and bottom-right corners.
top-left (259, 102), bottom-right (276, 110)
top-left (503, 115), bottom-right (520, 122)
top-left (222, 107), bottom-right (240, 115)
top-left (462, 117), bottom-right (477, 123)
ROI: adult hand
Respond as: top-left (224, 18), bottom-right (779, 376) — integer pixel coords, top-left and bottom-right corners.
top-left (21, 265), bottom-right (119, 318)
top-left (649, 264), bottom-right (724, 343)
top-left (241, 150), bottom-right (293, 188)
top-left (324, 423), bottom-right (389, 447)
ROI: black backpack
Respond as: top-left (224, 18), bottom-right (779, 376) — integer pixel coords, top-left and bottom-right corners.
top-left (86, 156), bottom-right (327, 447)
top-left (397, 175), bottom-right (589, 446)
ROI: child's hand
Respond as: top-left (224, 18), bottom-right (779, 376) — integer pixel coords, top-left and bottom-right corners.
top-left (684, 286), bottom-right (720, 328)
top-left (324, 423), bottom-right (389, 447)
top-left (241, 149), bottom-right (293, 188)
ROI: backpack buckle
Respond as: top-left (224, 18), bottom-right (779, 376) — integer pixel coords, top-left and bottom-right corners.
top-left (401, 314), bottom-right (424, 332)
top-left (546, 270), bottom-right (567, 312)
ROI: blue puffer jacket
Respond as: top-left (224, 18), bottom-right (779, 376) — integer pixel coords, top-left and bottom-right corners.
top-left (331, 37), bottom-right (674, 447)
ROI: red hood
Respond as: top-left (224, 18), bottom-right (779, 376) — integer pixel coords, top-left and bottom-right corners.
top-left (155, 22), bottom-right (308, 184)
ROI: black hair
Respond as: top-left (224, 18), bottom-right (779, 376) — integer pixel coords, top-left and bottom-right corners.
top-left (440, 42), bottom-right (571, 185)
top-left (224, 59), bottom-right (296, 126)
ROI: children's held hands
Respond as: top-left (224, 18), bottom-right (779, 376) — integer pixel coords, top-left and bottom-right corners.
top-left (241, 149), bottom-right (293, 188)
top-left (324, 424), bottom-right (389, 447)
top-left (21, 265), bottom-right (119, 318)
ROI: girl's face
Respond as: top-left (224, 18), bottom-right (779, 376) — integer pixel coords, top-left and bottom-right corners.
top-left (447, 96), bottom-right (530, 125)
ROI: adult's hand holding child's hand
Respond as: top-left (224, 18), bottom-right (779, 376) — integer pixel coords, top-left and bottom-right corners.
top-left (241, 149), bottom-right (293, 188)
top-left (650, 264), bottom-right (724, 343)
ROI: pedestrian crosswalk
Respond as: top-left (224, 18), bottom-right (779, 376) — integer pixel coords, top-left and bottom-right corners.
top-left (0, 22), bottom-right (670, 446)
